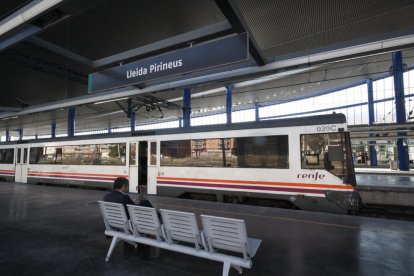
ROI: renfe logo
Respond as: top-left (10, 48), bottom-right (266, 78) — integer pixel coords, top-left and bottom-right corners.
top-left (297, 172), bottom-right (325, 180)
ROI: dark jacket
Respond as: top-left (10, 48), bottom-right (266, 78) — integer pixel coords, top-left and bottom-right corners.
top-left (103, 190), bottom-right (135, 206)
top-left (103, 190), bottom-right (153, 218)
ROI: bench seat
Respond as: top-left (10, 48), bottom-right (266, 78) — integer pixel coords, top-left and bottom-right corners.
top-left (98, 201), bottom-right (261, 276)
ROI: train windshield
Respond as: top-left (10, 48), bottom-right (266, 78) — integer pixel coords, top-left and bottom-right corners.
top-left (300, 132), bottom-right (356, 185)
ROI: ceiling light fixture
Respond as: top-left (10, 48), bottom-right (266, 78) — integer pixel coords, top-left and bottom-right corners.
top-left (93, 97), bottom-right (129, 105)
top-left (1, 116), bottom-right (18, 121)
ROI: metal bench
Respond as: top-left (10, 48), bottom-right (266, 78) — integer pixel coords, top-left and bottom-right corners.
top-left (160, 208), bottom-right (203, 250)
top-left (127, 204), bottom-right (163, 241)
top-left (201, 214), bottom-right (262, 275)
top-left (98, 201), bottom-right (261, 276)
top-left (98, 201), bottom-right (138, 261)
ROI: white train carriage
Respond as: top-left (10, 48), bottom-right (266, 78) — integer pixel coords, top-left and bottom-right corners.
top-left (0, 114), bottom-right (359, 213)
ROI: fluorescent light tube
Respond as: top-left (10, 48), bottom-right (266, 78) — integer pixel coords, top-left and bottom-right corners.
top-left (93, 97), bottom-right (129, 105)
top-left (0, 0), bottom-right (64, 36)
top-left (22, 0), bottom-right (64, 21)
top-left (1, 116), bottom-right (19, 121)
top-left (0, 15), bottom-right (24, 36)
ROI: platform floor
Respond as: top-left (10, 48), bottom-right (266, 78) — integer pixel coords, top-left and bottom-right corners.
top-left (1, 182), bottom-right (414, 276)
top-left (356, 167), bottom-right (414, 176)
top-left (357, 174), bottom-right (414, 189)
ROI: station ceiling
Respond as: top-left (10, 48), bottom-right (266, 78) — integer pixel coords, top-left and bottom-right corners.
top-left (1, 0), bottom-right (414, 136)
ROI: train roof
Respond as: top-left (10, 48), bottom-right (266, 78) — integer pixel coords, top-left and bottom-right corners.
top-left (2, 113), bottom-right (346, 146)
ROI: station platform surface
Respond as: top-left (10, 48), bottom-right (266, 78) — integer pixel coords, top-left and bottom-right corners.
top-left (356, 173), bottom-right (414, 207)
top-left (356, 167), bottom-right (414, 193)
top-left (356, 167), bottom-right (414, 176)
top-left (356, 173), bottom-right (414, 190)
top-left (1, 182), bottom-right (413, 276)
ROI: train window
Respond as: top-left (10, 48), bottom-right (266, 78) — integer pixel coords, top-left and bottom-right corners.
top-left (160, 140), bottom-right (192, 166)
top-left (150, 142), bottom-right (157, 165)
top-left (0, 149), bottom-right (14, 164)
top-left (55, 148), bottom-right (63, 164)
top-left (301, 133), bottom-right (351, 182)
top-left (23, 148), bottom-right (28, 164)
top-left (99, 144), bottom-right (126, 166)
top-left (16, 149), bottom-right (21, 164)
top-left (29, 147), bottom-right (43, 164)
top-left (160, 135), bottom-right (289, 169)
top-left (30, 143), bottom-right (126, 166)
top-left (161, 139), bottom-right (230, 167)
top-left (232, 136), bottom-right (289, 169)
top-left (62, 145), bottom-right (85, 165)
top-left (65, 144), bottom-right (126, 166)
top-left (101, 143), bottom-right (126, 166)
top-left (29, 147), bottom-right (60, 164)
top-left (62, 145), bottom-right (97, 165)
top-left (130, 143), bottom-right (137, 165)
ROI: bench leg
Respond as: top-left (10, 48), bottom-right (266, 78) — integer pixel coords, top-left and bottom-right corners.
top-left (123, 239), bottom-right (138, 248)
top-left (106, 236), bottom-right (121, 262)
top-left (231, 264), bottom-right (242, 274)
top-left (222, 261), bottom-right (231, 276)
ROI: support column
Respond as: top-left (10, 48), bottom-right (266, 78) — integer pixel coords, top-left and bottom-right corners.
top-left (130, 111), bottom-right (136, 132)
top-left (392, 51), bottom-right (409, 170)
top-left (18, 129), bottom-right (23, 141)
top-left (178, 115), bottom-right (182, 128)
top-left (35, 134), bottom-right (38, 140)
top-left (226, 85), bottom-right (233, 124)
top-left (6, 130), bottom-right (10, 142)
top-left (367, 79), bottom-right (377, 166)
top-left (108, 127), bottom-right (112, 134)
top-left (68, 107), bottom-right (76, 137)
top-left (51, 122), bottom-right (56, 139)
top-left (255, 103), bottom-right (260, 122)
top-left (182, 88), bottom-right (191, 128)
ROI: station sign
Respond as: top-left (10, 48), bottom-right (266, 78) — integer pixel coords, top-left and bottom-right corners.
top-left (88, 33), bottom-right (249, 93)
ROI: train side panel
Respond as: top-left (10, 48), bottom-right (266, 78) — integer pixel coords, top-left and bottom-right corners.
top-left (150, 123), bottom-right (357, 213)
top-left (26, 164), bottom-right (128, 189)
top-left (0, 163), bottom-right (15, 182)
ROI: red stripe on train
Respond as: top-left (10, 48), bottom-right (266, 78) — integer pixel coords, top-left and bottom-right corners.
top-left (157, 180), bottom-right (326, 195)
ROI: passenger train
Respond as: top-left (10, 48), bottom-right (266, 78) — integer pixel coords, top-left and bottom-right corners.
top-left (0, 114), bottom-right (360, 213)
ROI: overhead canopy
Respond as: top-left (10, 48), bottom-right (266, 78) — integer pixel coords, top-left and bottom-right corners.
top-left (1, 0), bottom-right (414, 136)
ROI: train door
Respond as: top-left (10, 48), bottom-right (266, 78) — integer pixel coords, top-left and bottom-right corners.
top-left (15, 147), bottom-right (28, 183)
top-left (138, 141), bottom-right (148, 194)
top-left (128, 142), bottom-right (138, 193)
top-left (147, 141), bottom-right (158, 195)
top-left (137, 141), bottom-right (158, 195)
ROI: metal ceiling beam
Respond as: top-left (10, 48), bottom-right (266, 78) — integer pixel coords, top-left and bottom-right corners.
top-left (214, 0), bottom-right (267, 66)
top-left (0, 107), bottom-right (21, 112)
top-left (4, 49), bottom-right (88, 84)
top-left (0, 7), bottom-right (70, 54)
top-left (272, 27), bottom-right (414, 63)
top-left (0, 24), bottom-right (41, 53)
top-left (350, 135), bottom-right (414, 140)
top-left (2, 32), bottom-right (414, 119)
top-left (350, 123), bottom-right (414, 132)
top-left (167, 66), bottom-right (319, 102)
top-left (0, 0), bottom-right (64, 37)
top-left (93, 21), bottom-right (233, 68)
top-left (28, 36), bottom-right (94, 67)
top-left (26, 21), bottom-right (232, 69)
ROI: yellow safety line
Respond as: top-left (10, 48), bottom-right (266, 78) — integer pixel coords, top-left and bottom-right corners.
top-left (158, 203), bottom-right (414, 235)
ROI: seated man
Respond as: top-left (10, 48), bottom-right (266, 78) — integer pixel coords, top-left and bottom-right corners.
top-left (103, 177), bottom-right (161, 255)
top-left (103, 177), bottom-right (153, 218)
